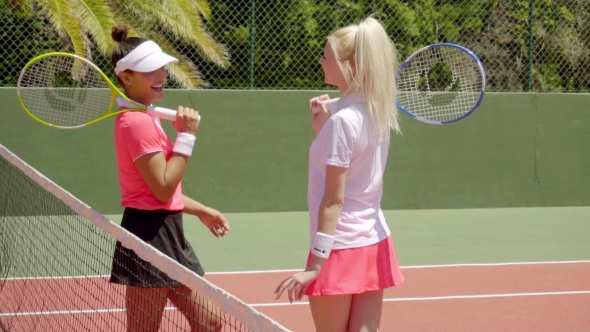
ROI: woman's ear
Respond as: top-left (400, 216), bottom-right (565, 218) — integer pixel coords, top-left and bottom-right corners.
top-left (118, 71), bottom-right (132, 85)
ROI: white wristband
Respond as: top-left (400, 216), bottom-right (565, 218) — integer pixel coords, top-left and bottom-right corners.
top-left (173, 132), bottom-right (196, 157)
top-left (311, 232), bottom-right (335, 259)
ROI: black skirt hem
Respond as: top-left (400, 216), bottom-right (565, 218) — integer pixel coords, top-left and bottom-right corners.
top-left (109, 207), bottom-right (205, 289)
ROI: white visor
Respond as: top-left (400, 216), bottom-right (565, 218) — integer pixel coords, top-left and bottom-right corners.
top-left (114, 40), bottom-right (179, 75)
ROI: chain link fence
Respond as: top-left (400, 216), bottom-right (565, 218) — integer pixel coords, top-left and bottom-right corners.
top-left (2, 0), bottom-right (590, 92)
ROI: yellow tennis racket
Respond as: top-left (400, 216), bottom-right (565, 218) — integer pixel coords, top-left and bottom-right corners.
top-left (16, 52), bottom-right (189, 129)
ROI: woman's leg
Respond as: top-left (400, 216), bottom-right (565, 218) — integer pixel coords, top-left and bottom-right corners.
top-left (347, 289), bottom-right (384, 332)
top-left (309, 294), bottom-right (353, 332)
top-left (168, 285), bottom-right (224, 332)
top-left (125, 286), bottom-right (168, 332)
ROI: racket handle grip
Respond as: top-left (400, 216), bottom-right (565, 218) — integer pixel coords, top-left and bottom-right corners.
top-left (311, 98), bottom-right (340, 114)
top-left (149, 106), bottom-right (202, 122)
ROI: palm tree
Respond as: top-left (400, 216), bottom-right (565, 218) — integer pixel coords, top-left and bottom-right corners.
top-left (9, 0), bottom-right (230, 89)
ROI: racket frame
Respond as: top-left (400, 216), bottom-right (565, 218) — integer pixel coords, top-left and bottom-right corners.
top-left (396, 43), bottom-right (487, 125)
top-left (313, 43), bottom-right (487, 125)
top-left (17, 52), bottom-right (179, 129)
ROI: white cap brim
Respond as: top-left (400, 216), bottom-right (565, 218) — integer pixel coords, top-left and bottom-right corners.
top-left (114, 40), bottom-right (179, 75)
top-left (131, 52), bottom-right (178, 73)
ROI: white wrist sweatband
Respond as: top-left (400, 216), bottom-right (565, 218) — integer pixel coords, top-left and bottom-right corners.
top-left (173, 132), bottom-right (196, 157)
top-left (311, 232), bottom-right (335, 259)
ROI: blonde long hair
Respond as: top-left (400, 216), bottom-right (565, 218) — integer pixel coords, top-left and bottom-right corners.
top-left (328, 16), bottom-right (401, 135)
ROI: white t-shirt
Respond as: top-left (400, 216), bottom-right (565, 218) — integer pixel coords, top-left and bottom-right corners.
top-left (307, 93), bottom-right (392, 250)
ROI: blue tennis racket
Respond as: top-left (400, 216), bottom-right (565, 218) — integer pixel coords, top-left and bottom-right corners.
top-left (315, 43), bottom-right (487, 125)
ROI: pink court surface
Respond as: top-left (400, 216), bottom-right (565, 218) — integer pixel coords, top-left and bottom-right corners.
top-left (1, 260), bottom-right (589, 331)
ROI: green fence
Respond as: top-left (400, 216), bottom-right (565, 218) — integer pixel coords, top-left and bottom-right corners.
top-left (1, 88), bottom-right (588, 214)
top-left (2, 0), bottom-right (590, 92)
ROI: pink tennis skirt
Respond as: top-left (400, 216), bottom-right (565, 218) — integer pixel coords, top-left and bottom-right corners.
top-left (304, 236), bottom-right (405, 296)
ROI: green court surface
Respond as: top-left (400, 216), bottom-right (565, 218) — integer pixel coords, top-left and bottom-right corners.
top-left (3, 206), bottom-right (588, 280)
top-left (105, 206), bottom-right (590, 273)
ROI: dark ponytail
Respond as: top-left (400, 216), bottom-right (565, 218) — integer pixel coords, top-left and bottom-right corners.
top-left (110, 24), bottom-right (148, 69)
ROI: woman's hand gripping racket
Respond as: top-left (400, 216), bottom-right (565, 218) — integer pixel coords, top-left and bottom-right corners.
top-left (16, 52), bottom-right (198, 129)
top-left (313, 43), bottom-right (487, 125)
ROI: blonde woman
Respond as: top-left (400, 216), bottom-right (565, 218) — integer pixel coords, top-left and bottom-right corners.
top-left (275, 16), bottom-right (405, 332)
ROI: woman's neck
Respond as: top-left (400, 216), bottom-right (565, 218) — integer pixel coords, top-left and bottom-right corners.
top-left (125, 90), bottom-right (152, 106)
top-left (337, 80), bottom-right (352, 95)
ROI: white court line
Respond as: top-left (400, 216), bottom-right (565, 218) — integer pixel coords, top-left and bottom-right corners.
top-left (1, 275), bottom-right (107, 281)
top-left (252, 290), bottom-right (590, 307)
top-left (207, 260), bottom-right (590, 275)
top-left (0, 306), bottom-right (177, 317)
top-left (2, 260), bottom-right (590, 280)
top-left (2, 290), bottom-right (590, 317)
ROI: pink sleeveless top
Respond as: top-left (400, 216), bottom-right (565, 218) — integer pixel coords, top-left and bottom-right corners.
top-left (113, 98), bottom-right (184, 211)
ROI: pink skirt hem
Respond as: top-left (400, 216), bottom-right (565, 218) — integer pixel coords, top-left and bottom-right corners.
top-left (304, 236), bottom-right (404, 297)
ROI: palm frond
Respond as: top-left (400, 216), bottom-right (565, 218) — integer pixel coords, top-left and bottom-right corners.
top-left (38, 0), bottom-right (86, 59)
top-left (9, 0), bottom-right (36, 19)
top-left (121, 0), bottom-right (230, 69)
top-left (75, 0), bottom-right (116, 55)
top-left (140, 29), bottom-right (208, 89)
top-left (175, 0), bottom-right (230, 67)
top-left (185, 0), bottom-right (212, 20)
top-left (108, 2), bottom-right (217, 89)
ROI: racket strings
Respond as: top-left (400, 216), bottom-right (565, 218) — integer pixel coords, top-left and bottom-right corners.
top-left (398, 47), bottom-right (484, 122)
top-left (18, 56), bottom-right (113, 127)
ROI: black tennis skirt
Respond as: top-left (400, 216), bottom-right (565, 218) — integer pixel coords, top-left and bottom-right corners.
top-left (109, 207), bottom-right (205, 288)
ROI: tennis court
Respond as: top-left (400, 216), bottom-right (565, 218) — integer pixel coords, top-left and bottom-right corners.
top-left (2, 0), bottom-right (590, 330)
top-left (2, 206), bottom-right (589, 331)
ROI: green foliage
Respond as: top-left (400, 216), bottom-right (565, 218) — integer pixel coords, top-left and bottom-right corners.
top-left (0, 1), bottom-right (61, 85)
top-left (2, 0), bottom-right (589, 92)
top-left (1, 0), bottom-right (228, 89)
top-left (198, 0), bottom-right (589, 92)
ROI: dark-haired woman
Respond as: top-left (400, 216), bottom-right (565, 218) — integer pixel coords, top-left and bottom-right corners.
top-left (108, 24), bottom-right (228, 332)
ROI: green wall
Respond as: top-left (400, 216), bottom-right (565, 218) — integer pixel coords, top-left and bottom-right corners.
top-left (1, 88), bottom-right (588, 214)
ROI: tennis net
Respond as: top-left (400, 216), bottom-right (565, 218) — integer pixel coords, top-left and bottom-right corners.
top-left (0, 144), bottom-right (291, 332)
